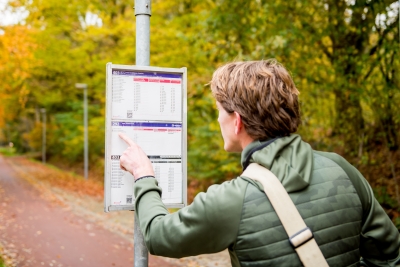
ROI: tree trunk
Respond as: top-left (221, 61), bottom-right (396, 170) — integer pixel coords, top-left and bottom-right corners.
top-left (334, 87), bottom-right (365, 154)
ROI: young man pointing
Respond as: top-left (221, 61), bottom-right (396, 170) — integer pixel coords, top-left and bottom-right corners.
top-left (119, 60), bottom-right (400, 266)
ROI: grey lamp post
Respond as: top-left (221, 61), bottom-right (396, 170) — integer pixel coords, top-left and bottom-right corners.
top-left (40, 108), bottom-right (46, 164)
top-left (75, 83), bottom-right (89, 179)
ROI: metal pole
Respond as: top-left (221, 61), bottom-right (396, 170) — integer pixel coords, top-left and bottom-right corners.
top-left (135, 0), bottom-right (151, 66)
top-left (40, 108), bottom-right (46, 164)
top-left (83, 86), bottom-right (88, 180)
top-left (75, 83), bottom-right (89, 180)
top-left (134, 0), bottom-right (151, 266)
top-left (6, 123), bottom-right (10, 151)
top-left (134, 212), bottom-right (148, 266)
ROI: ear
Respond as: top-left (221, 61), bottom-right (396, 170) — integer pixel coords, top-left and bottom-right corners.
top-left (234, 111), bottom-right (242, 135)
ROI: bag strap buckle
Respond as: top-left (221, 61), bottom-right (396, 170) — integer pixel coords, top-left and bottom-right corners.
top-left (289, 227), bottom-right (314, 248)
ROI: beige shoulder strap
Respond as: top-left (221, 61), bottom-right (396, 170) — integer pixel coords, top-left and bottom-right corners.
top-left (242, 163), bottom-right (329, 267)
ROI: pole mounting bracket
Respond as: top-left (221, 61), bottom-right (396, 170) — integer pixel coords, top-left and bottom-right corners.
top-left (135, 0), bottom-right (151, 16)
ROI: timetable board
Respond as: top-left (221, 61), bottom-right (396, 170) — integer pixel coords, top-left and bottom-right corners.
top-left (104, 63), bottom-right (187, 212)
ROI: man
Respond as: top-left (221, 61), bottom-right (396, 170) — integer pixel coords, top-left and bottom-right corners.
top-left (119, 60), bottom-right (400, 266)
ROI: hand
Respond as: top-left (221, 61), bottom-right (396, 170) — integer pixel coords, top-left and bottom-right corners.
top-left (119, 133), bottom-right (155, 180)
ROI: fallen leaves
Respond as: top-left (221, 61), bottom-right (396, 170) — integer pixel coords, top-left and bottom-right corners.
top-left (5, 156), bottom-right (104, 199)
top-left (0, 241), bottom-right (23, 267)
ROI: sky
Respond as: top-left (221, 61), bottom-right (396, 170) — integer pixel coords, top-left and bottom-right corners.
top-left (0, 0), bottom-right (103, 29)
top-left (0, 0), bottom-right (28, 26)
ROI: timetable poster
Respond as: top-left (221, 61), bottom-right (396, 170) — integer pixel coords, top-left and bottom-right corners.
top-left (105, 65), bottom-right (187, 212)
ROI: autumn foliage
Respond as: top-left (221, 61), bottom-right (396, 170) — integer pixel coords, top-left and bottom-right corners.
top-left (0, 0), bottom-right (399, 226)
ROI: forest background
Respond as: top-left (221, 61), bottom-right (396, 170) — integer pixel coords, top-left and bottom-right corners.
top-left (0, 0), bottom-right (399, 227)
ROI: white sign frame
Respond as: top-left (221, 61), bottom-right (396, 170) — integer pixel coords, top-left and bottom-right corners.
top-left (104, 63), bottom-right (187, 212)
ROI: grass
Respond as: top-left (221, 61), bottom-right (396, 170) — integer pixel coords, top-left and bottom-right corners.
top-left (0, 146), bottom-right (17, 156)
top-left (0, 251), bottom-right (5, 267)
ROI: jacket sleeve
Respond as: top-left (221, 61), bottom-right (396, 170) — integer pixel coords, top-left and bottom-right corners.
top-left (133, 177), bottom-right (246, 258)
top-left (315, 151), bottom-right (400, 267)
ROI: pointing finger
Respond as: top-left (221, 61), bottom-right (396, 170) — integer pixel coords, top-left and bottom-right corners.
top-left (119, 132), bottom-right (136, 147)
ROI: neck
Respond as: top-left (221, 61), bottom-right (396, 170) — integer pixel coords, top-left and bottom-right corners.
top-left (240, 134), bottom-right (255, 151)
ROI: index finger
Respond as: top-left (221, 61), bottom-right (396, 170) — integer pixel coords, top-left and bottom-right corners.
top-left (119, 132), bottom-right (136, 147)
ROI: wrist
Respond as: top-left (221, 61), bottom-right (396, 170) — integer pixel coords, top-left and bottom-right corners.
top-left (134, 169), bottom-right (155, 179)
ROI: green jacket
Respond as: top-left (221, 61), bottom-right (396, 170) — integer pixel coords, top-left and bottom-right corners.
top-left (134, 135), bottom-right (400, 266)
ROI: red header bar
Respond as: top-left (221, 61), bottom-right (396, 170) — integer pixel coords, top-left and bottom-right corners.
top-left (133, 77), bottom-right (148, 82)
top-left (148, 78), bottom-right (160, 83)
top-left (133, 78), bottom-right (181, 84)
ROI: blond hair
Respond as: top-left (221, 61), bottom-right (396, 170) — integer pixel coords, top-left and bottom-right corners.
top-left (210, 60), bottom-right (300, 139)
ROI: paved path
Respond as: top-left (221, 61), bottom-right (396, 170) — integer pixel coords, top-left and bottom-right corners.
top-left (0, 156), bottom-right (174, 267)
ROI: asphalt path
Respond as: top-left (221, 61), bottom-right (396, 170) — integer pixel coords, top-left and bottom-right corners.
top-left (0, 156), bottom-right (175, 267)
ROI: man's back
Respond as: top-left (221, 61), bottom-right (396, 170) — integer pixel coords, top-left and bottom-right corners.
top-left (235, 139), bottom-right (363, 266)
top-left (234, 135), bottom-right (399, 266)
